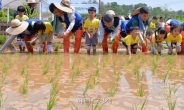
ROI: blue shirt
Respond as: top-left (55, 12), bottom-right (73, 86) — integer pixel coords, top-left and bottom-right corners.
top-left (121, 20), bottom-right (127, 32)
top-left (0, 0), bottom-right (2, 10)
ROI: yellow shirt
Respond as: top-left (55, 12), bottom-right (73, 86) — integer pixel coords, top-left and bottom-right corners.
top-left (15, 15), bottom-right (29, 21)
top-left (150, 22), bottom-right (156, 29)
top-left (122, 35), bottom-right (139, 45)
top-left (151, 34), bottom-right (165, 43)
top-left (84, 18), bottom-right (100, 34)
top-left (38, 22), bottom-right (53, 35)
top-left (165, 33), bottom-right (182, 43)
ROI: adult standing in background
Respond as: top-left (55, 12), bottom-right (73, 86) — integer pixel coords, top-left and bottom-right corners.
top-left (14, 0), bottom-right (38, 18)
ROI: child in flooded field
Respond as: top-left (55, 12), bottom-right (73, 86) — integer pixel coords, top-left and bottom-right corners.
top-left (33, 21), bottom-right (54, 53)
top-left (84, 7), bottom-right (99, 55)
top-left (15, 6), bottom-right (29, 52)
top-left (122, 26), bottom-right (142, 55)
top-left (150, 27), bottom-right (167, 55)
top-left (165, 25), bottom-right (182, 55)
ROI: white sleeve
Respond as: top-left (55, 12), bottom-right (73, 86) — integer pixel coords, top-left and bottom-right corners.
top-left (110, 20), bottom-right (121, 39)
top-left (99, 21), bottom-right (104, 43)
top-left (66, 13), bottom-right (76, 33)
top-left (167, 42), bottom-right (171, 46)
top-left (166, 19), bottom-right (171, 25)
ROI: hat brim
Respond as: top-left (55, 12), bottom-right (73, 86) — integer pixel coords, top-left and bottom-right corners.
top-left (6, 21), bottom-right (29, 35)
top-left (54, 3), bottom-right (74, 13)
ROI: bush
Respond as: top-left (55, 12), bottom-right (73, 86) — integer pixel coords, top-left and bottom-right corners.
top-left (0, 35), bottom-right (6, 44)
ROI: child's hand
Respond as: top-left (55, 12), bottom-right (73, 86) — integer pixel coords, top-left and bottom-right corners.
top-left (58, 34), bottom-right (63, 38)
top-left (62, 32), bottom-right (68, 38)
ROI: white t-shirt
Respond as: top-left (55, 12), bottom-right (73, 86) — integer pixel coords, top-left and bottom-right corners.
top-left (158, 22), bottom-right (165, 28)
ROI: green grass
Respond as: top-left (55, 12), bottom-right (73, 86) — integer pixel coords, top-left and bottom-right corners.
top-left (47, 82), bottom-right (59, 110)
top-left (132, 98), bottom-right (147, 110)
top-left (0, 35), bottom-right (6, 44)
top-left (107, 84), bottom-right (118, 97)
top-left (137, 83), bottom-right (145, 97)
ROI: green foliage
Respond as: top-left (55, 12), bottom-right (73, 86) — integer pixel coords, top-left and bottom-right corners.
top-left (23, 3), bottom-right (38, 18)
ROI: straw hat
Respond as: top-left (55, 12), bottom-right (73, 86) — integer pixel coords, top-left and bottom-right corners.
top-left (6, 19), bottom-right (29, 35)
top-left (26, 0), bottom-right (38, 3)
top-left (53, 0), bottom-right (74, 13)
top-left (106, 10), bottom-right (115, 16)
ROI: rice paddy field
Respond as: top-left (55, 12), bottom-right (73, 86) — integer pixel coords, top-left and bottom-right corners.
top-left (0, 52), bottom-right (184, 110)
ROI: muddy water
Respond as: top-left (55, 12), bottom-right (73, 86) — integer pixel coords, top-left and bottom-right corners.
top-left (0, 53), bottom-right (184, 110)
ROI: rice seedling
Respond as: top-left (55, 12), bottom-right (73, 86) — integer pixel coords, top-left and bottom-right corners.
top-left (91, 99), bottom-right (104, 110)
top-left (103, 61), bottom-right (106, 68)
top-left (167, 98), bottom-right (177, 110)
top-left (49, 65), bottom-right (61, 83)
top-left (95, 68), bottom-right (100, 77)
top-left (71, 68), bottom-right (81, 83)
top-left (152, 59), bottom-right (158, 75)
top-left (107, 84), bottom-right (118, 97)
top-left (43, 60), bottom-right (49, 75)
top-left (85, 61), bottom-right (90, 68)
top-left (93, 77), bottom-right (100, 85)
top-left (137, 53), bottom-right (141, 59)
top-left (163, 70), bottom-right (170, 83)
top-left (83, 76), bottom-right (94, 96)
top-left (127, 58), bottom-right (133, 65)
top-left (132, 98), bottom-right (147, 110)
top-left (20, 73), bottom-right (29, 94)
top-left (168, 84), bottom-right (181, 97)
top-left (137, 83), bottom-right (145, 97)
top-left (71, 102), bottom-right (78, 110)
top-left (182, 66), bottom-right (184, 70)
top-left (72, 63), bottom-right (75, 70)
top-left (115, 73), bottom-right (121, 82)
top-left (133, 65), bottom-right (139, 76)
top-left (0, 86), bottom-right (7, 109)
top-left (1, 64), bottom-right (8, 83)
top-left (176, 70), bottom-right (180, 77)
top-left (47, 82), bottom-right (59, 110)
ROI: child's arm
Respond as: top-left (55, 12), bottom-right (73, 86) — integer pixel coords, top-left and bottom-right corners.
top-left (110, 20), bottom-right (121, 40)
top-left (152, 42), bottom-right (157, 54)
top-left (62, 13), bottom-right (75, 37)
top-left (46, 31), bottom-right (54, 42)
top-left (176, 42), bottom-right (181, 54)
top-left (167, 42), bottom-right (173, 54)
top-left (127, 46), bottom-right (131, 55)
top-left (38, 34), bottom-right (42, 47)
top-left (90, 28), bottom-right (98, 38)
top-left (85, 28), bottom-right (90, 38)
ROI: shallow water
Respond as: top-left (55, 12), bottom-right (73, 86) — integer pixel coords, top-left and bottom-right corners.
top-left (0, 53), bottom-right (184, 110)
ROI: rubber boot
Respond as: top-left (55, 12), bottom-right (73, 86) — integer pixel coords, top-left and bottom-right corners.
top-left (87, 49), bottom-right (90, 55)
top-left (102, 33), bottom-right (109, 53)
top-left (74, 30), bottom-right (83, 53)
top-left (112, 31), bottom-right (120, 53)
top-left (24, 35), bottom-right (35, 54)
top-left (22, 47), bottom-right (26, 52)
top-left (63, 32), bottom-right (73, 53)
top-left (19, 45), bottom-right (23, 52)
top-left (43, 42), bottom-right (48, 53)
top-left (93, 49), bottom-right (96, 55)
